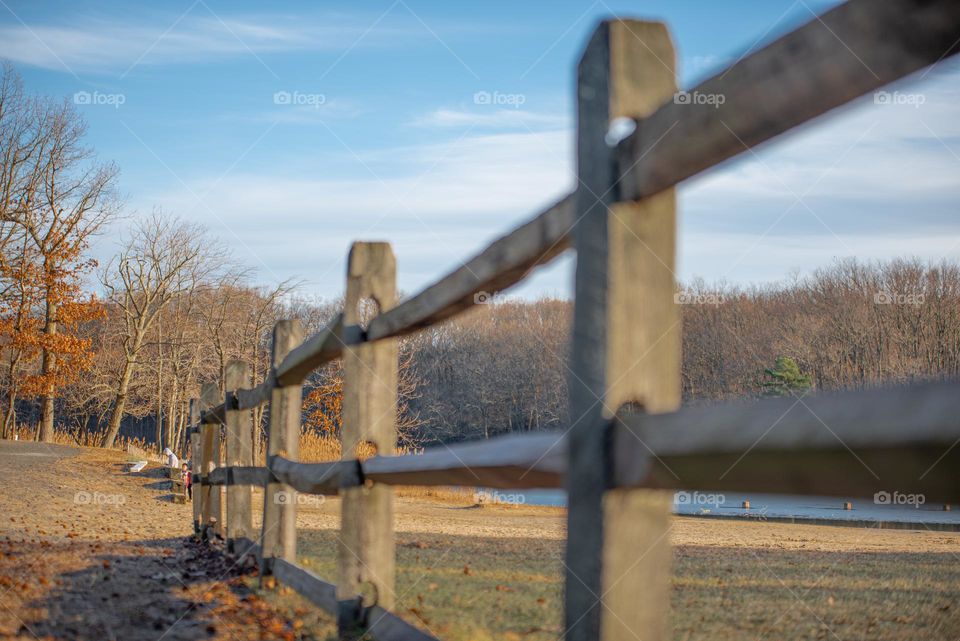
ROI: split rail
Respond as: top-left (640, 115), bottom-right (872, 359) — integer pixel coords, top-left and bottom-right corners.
top-left (186, 2), bottom-right (960, 639)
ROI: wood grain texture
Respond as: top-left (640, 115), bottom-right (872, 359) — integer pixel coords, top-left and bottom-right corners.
top-left (269, 456), bottom-right (360, 495)
top-left (339, 242), bottom-right (399, 636)
top-left (200, 382), bottom-right (222, 539)
top-left (260, 320), bottom-right (305, 572)
top-left (613, 380), bottom-right (960, 502)
top-left (601, 20), bottom-right (679, 641)
top-left (235, 377), bottom-right (274, 410)
top-left (615, 0), bottom-right (960, 203)
top-left (208, 466), bottom-right (270, 487)
top-left (189, 399), bottom-right (201, 534)
top-left (565, 23), bottom-right (616, 639)
top-left (566, 19), bottom-right (678, 641)
top-left (363, 431), bottom-right (564, 489)
top-left (225, 360), bottom-right (253, 549)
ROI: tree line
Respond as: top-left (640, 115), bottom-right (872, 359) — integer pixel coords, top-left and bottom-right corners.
top-left (398, 257), bottom-right (960, 444)
top-left (3, 63), bottom-right (959, 453)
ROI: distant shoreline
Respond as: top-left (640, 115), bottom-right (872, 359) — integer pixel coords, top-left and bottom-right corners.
top-left (674, 511), bottom-right (960, 532)
top-left (480, 488), bottom-right (960, 531)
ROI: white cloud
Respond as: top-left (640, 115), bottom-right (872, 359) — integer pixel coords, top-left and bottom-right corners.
top-left (411, 108), bottom-right (568, 130)
top-left (124, 127), bottom-right (574, 294)
top-left (111, 65), bottom-right (960, 300)
top-left (0, 11), bottom-right (421, 73)
top-left (242, 99), bottom-right (367, 125)
top-left (679, 63), bottom-right (960, 283)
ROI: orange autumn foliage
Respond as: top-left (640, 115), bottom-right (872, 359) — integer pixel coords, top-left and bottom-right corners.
top-left (0, 239), bottom-right (104, 399)
top-left (300, 352), bottom-right (422, 448)
top-left (302, 372), bottom-right (342, 437)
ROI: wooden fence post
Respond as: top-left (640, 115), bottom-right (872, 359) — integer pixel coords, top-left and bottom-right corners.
top-left (189, 398), bottom-right (201, 535)
top-left (338, 242), bottom-right (398, 637)
top-left (225, 359), bottom-right (254, 554)
top-left (566, 20), bottom-right (679, 641)
top-left (200, 382), bottom-right (223, 541)
top-left (260, 320), bottom-right (304, 576)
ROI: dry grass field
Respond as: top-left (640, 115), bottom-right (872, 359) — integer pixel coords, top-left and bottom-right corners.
top-left (1, 444), bottom-right (957, 641)
top-left (274, 489), bottom-right (960, 640)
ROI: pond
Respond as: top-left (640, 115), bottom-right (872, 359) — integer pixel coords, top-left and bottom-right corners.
top-left (475, 488), bottom-right (960, 527)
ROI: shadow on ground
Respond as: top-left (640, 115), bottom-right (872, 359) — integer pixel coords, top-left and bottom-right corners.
top-left (15, 536), bottom-right (257, 641)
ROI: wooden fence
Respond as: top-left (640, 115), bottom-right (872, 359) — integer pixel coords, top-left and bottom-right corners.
top-left (186, 1), bottom-right (960, 639)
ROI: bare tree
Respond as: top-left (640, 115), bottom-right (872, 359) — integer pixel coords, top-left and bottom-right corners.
top-left (99, 212), bottom-right (223, 449)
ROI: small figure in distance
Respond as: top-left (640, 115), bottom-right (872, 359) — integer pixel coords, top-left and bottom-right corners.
top-left (181, 462), bottom-right (192, 500)
top-left (163, 447), bottom-right (179, 469)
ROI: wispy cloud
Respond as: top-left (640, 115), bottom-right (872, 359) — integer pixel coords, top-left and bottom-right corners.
top-left (411, 108), bottom-right (568, 130)
top-left (124, 127), bottom-right (572, 292)
top-left (239, 100), bottom-right (368, 125)
top-left (681, 62), bottom-right (960, 283)
top-left (0, 11), bottom-right (430, 73)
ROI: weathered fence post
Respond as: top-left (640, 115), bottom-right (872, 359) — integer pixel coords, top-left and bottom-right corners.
top-left (200, 382), bottom-right (223, 540)
top-left (338, 242), bottom-right (398, 638)
top-left (565, 20), bottom-right (679, 641)
top-left (225, 359), bottom-right (254, 554)
top-left (189, 398), bottom-right (201, 535)
top-left (260, 320), bottom-right (304, 578)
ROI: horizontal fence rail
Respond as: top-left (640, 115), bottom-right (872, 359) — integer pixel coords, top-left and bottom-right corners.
top-left (185, 2), bottom-right (960, 640)
top-left (615, 0), bottom-right (960, 202)
top-left (206, 381), bottom-right (960, 501)
top-left (613, 381), bottom-right (960, 502)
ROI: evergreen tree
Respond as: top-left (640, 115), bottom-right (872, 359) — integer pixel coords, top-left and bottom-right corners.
top-left (762, 356), bottom-right (812, 397)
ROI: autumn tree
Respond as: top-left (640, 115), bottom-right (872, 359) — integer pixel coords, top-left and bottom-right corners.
top-left (0, 233), bottom-right (42, 437)
top-left (301, 295), bottom-right (422, 449)
top-left (0, 64), bottom-right (117, 441)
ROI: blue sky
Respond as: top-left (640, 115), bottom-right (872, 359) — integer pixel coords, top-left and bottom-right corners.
top-left (2, 0), bottom-right (958, 302)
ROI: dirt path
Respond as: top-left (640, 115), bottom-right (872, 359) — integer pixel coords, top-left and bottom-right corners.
top-left (0, 442), bottom-right (328, 641)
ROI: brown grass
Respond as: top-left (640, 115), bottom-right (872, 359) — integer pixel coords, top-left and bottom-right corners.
top-left (286, 497), bottom-right (960, 641)
top-left (296, 430), bottom-right (418, 462)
